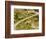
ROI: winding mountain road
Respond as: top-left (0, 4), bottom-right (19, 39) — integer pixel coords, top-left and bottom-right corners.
top-left (15, 12), bottom-right (39, 26)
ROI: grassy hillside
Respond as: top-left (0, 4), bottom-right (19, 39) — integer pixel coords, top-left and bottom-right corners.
top-left (14, 9), bottom-right (39, 30)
